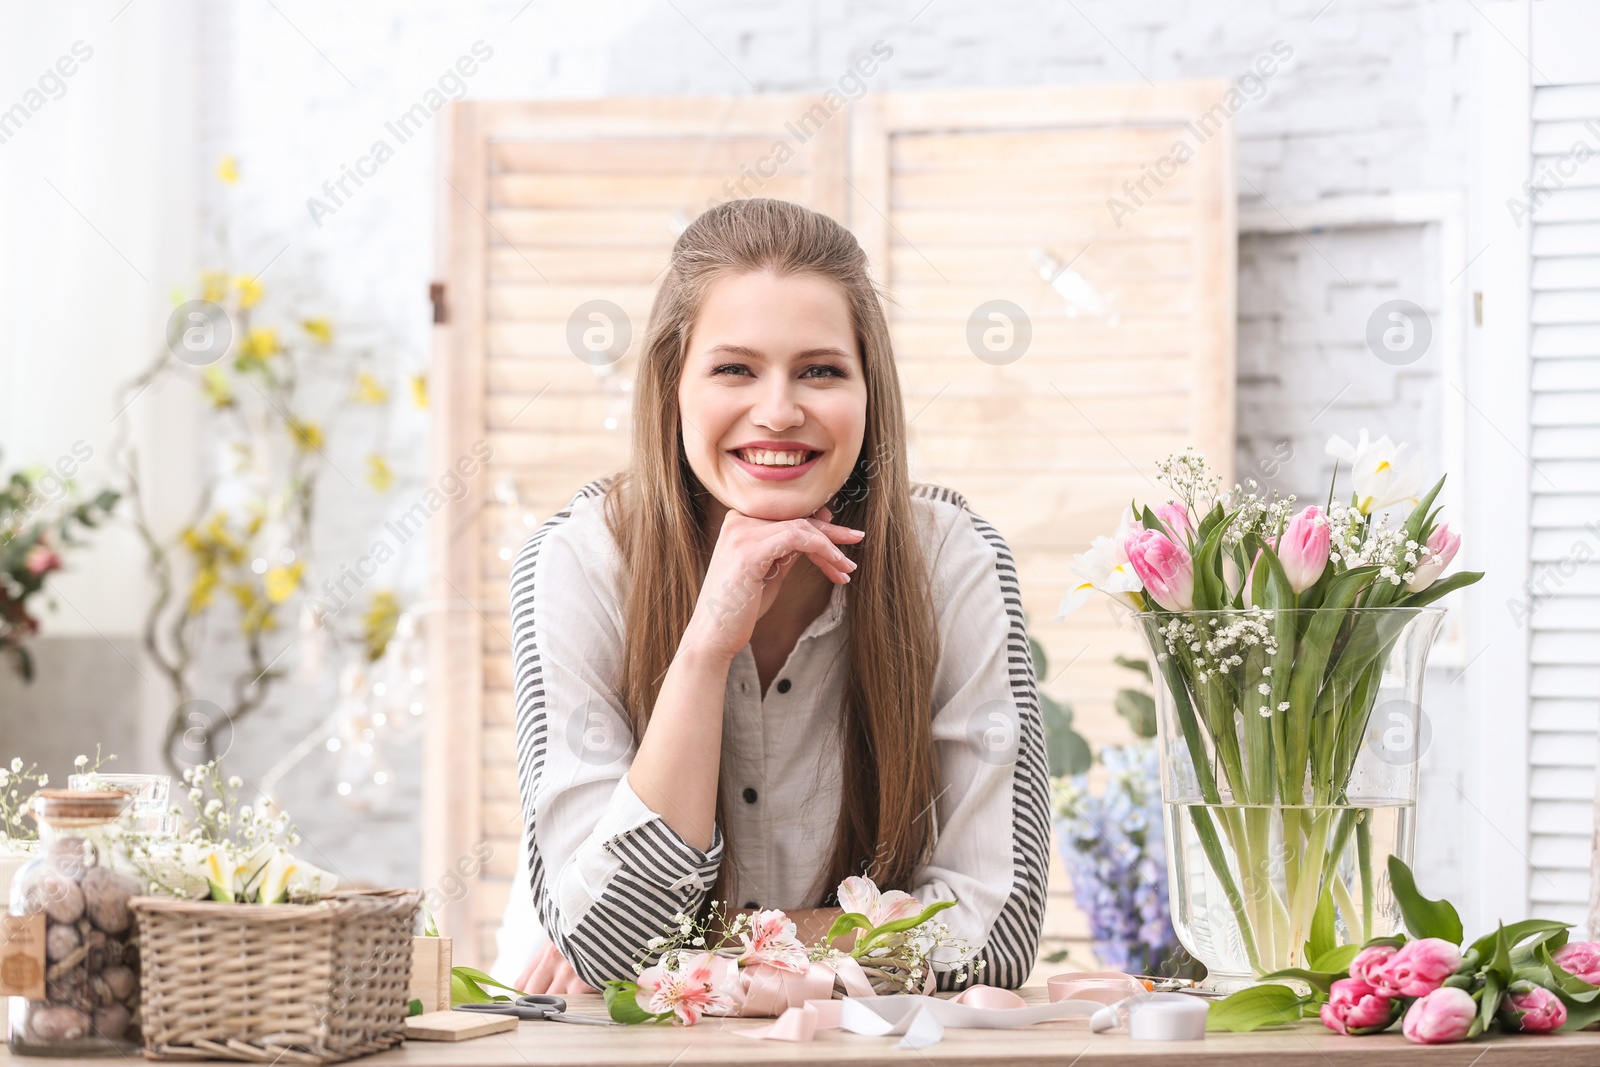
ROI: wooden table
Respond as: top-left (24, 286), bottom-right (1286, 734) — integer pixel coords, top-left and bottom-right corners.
top-left (10, 986), bottom-right (1600, 1066)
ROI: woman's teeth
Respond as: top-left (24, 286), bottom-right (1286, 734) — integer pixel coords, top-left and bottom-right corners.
top-left (736, 448), bottom-right (813, 467)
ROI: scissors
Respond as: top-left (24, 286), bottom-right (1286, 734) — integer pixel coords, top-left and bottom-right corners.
top-left (455, 994), bottom-right (622, 1026)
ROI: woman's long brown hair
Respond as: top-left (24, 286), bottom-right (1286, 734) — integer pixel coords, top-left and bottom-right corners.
top-left (600, 197), bottom-right (940, 910)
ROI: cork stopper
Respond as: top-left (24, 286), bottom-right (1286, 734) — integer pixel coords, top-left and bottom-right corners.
top-left (30, 788), bottom-right (132, 827)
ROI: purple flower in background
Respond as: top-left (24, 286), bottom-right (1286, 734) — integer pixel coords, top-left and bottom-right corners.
top-left (1051, 741), bottom-right (1185, 976)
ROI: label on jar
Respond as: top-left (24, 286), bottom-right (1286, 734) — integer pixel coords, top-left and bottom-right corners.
top-left (0, 912), bottom-right (46, 998)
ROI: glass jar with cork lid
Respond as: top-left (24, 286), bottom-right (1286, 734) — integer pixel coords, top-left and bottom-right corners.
top-left (7, 789), bottom-right (142, 1057)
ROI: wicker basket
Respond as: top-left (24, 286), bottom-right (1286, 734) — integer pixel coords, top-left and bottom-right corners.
top-left (132, 889), bottom-right (421, 1065)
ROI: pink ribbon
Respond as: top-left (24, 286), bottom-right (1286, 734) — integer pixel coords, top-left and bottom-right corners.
top-left (733, 969), bottom-right (1147, 1043)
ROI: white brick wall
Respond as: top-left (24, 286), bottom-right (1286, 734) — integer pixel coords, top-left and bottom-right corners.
top-left (20, 0), bottom-right (1491, 911)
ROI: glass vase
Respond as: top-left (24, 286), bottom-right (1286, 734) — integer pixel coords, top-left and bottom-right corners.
top-left (1135, 606), bottom-right (1445, 992)
top-left (9, 790), bottom-right (141, 1057)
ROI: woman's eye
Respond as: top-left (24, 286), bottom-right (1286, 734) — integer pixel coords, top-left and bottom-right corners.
top-left (712, 363), bottom-right (752, 376)
top-left (802, 364), bottom-right (846, 379)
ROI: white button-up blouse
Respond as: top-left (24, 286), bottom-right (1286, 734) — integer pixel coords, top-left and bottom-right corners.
top-left (510, 477), bottom-right (1051, 992)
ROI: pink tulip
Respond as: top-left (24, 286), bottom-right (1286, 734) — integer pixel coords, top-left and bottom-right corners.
top-left (1153, 502), bottom-right (1195, 543)
top-left (1405, 524), bottom-right (1461, 593)
top-left (1503, 986), bottom-right (1567, 1033)
top-left (1349, 944), bottom-right (1397, 987)
top-left (1552, 941), bottom-right (1600, 984)
top-left (1319, 977), bottom-right (1398, 1035)
top-left (1402, 986), bottom-right (1477, 1044)
top-left (1374, 937), bottom-right (1463, 998)
top-left (1124, 528), bottom-right (1195, 612)
top-left (1276, 506), bottom-right (1330, 593)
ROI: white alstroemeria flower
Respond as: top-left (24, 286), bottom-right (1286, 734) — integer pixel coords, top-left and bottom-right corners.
top-left (1056, 507), bottom-right (1144, 618)
top-left (836, 875), bottom-right (923, 928)
top-left (1326, 431), bottom-right (1426, 515)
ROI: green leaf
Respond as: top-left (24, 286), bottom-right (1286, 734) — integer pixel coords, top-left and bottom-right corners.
top-left (1472, 919), bottom-right (1568, 965)
top-left (1306, 887), bottom-right (1337, 966)
top-left (450, 965), bottom-right (525, 1006)
top-left (407, 998), bottom-right (425, 1017)
top-left (449, 971), bottom-right (498, 1006)
top-left (1479, 971), bottom-right (1503, 1033)
top-left (1113, 687), bottom-right (1157, 739)
top-left (1484, 924), bottom-right (1514, 985)
top-left (1206, 983), bottom-right (1309, 1032)
top-left (603, 980), bottom-right (667, 1025)
top-left (1386, 856), bottom-right (1463, 944)
top-left (1402, 476), bottom-right (1446, 546)
top-left (1399, 570), bottom-right (1484, 608)
top-left (1113, 654), bottom-right (1152, 680)
top-left (1310, 943), bottom-right (1362, 976)
top-left (1041, 694), bottom-right (1092, 776)
top-left (826, 912), bottom-right (877, 945)
top-left (855, 899), bottom-right (959, 953)
top-left (421, 906), bottom-right (440, 938)
top-left (1256, 968), bottom-right (1348, 998)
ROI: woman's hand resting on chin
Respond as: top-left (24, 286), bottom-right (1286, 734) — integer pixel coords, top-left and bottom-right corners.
top-left (683, 504), bottom-right (864, 663)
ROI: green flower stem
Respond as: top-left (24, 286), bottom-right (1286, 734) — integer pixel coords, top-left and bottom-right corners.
top-left (1356, 815), bottom-right (1374, 943)
top-left (1189, 804), bottom-right (1261, 973)
top-left (1332, 874), bottom-right (1363, 944)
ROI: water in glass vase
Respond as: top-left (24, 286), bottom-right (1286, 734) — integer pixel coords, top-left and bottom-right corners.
top-left (1167, 800), bottom-right (1414, 992)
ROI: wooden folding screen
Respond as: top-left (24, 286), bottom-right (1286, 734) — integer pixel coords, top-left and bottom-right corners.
top-left (427, 84), bottom-right (1235, 965)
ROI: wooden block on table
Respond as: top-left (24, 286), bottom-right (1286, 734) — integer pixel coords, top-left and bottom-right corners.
top-left (405, 1011), bottom-right (518, 1041)
top-left (410, 936), bottom-right (454, 1014)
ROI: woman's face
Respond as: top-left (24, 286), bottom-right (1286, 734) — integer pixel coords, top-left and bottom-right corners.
top-left (678, 269), bottom-right (867, 522)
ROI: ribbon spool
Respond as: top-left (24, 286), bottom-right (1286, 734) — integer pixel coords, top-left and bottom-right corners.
top-left (1089, 992), bottom-right (1209, 1041)
top-left (1046, 971), bottom-right (1152, 1005)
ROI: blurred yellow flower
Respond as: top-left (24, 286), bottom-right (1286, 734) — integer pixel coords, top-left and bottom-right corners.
top-left (201, 366), bottom-right (235, 409)
top-left (288, 420), bottom-right (325, 452)
top-left (366, 453), bottom-right (393, 493)
top-left (235, 276), bottom-right (264, 309)
top-left (264, 562), bottom-right (303, 604)
top-left (353, 372), bottom-right (388, 405)
top-left (363, 590), bottom-right (400, 662)
top-left (217, 155), bottom-right (240, 184)
top-left (201, 271), bottom-right (229, 304)
top-left (237, 327), bottom-right (279, 366)
top-left (410, 373), bottom-right (428, 410)
top-left (303, 318), bottom-right (333, 343)
top-left (187, 566), bottom-right (219, 613)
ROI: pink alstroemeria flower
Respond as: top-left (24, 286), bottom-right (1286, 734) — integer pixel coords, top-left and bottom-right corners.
top-left (634, 951), bottom-right (735, 1025)
top-left (736, 909), bottom-right (808, 973)
top-left (835, 875), bottom-right (923, 928)
top-left (1124, 527), bottom-right (1195, 611)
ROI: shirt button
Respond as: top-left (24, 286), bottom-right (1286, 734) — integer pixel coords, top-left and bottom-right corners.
top-left (776, 678), bottom-right (791, 694)
top-left (742, 787), bottom-right (758, 804)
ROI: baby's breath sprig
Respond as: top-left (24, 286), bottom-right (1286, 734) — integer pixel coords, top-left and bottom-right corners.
top-left (0, 756), bottom-right (50, 847)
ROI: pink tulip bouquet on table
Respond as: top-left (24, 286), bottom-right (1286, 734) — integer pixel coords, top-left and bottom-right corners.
top-left (1060, 434), bottom-right (1483, 986)
top-left (1211, 855), bottom-right (1600, 1042)
top-left (600, 876), bottom-right (984, 1025)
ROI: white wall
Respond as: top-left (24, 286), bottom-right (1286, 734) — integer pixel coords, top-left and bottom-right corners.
top-left (0, 0), bottom-right (1527, 937)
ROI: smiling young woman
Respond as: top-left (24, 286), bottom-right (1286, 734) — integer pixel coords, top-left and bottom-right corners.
top-left (509, 198), bottom-right (1050, 997)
